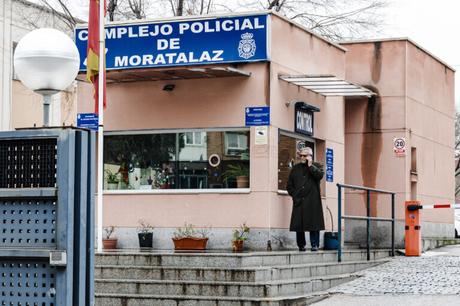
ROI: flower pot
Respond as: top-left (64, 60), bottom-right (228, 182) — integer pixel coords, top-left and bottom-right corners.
top-left (138, 232), bottom-right (153, 248)
top-left (232, 240), bottom-right (244, 252)
top-left (236, 176), bottom-right (249, 188)
top-left (107, 183), bottom-right (118, 190)
top-left (102, 238), bottom-right (117, 250)
top-left (172, 237), bottom-right (208, 250)
top-left (324, 231), bottom-right (339, 250)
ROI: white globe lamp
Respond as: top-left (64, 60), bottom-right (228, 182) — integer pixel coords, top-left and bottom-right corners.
top-left (14, 28), bottom-right (80, 126)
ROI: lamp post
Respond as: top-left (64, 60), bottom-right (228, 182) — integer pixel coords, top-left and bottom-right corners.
top-left (13, 28), bottom-right (80, 126)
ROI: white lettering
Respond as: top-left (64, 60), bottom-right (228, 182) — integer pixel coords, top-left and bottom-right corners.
top-left (154, 54), bottom-right (166, 65)
top-left (165, 53), bottom-right (176, 63)
top-left (117, 27), bottom-right (127, 38)
top-left (221, 20), bottom-right (233, 31)
top-left (105, 28), bottom-right (116, 39)
top-left (212, 50), bottom-right (224, 61)
top-left (191, 22), bottom-right (204, 33)
top-left (161, 25), bottom-right (173, 35)
top-left (176, 52), bottom-right (187, 64)
top-left (240, 19), bottom-right (253, 30)
top-left (254, 17), bottom-right (264, 29)
top-left (138, 25), bottom-right (149, 37)
top-left (128, 27), bottom-right (138, 37)
top-left (170, 38), bottom-right (180, 49)
top-left (179, 23), bottom-right (190, 34)
top-left (199, 51), bottom-right (211, 61)
top-left (188, 52), bottom-right (199, 63)
top-left (78, 30), bottom-right (88, 41)
top-left (204, 21), bottom-right (215, 33)
top-left (114, 56), bottom-right (128, 67)
top-left (129, 55), bottom-right (141, 66)
top-left (157, 39), bottom-right (169, 50)
top-left (142, 54), bottom-right (154, 65)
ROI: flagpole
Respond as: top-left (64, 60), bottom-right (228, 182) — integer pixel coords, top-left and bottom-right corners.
top-left (96, 0), bottom-right (105, 253)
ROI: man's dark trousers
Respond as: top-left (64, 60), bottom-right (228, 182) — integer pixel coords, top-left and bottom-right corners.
top-left (296, 231), bottom-right (320, 248)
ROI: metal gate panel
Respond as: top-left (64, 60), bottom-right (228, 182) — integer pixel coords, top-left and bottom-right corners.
top-left (0, 128), bottom-right (95, 306)
top-left (1, 259), bottom-right (56, 306)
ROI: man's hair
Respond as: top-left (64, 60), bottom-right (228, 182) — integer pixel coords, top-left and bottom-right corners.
top-left (299, 147), bottom-right (313, 155)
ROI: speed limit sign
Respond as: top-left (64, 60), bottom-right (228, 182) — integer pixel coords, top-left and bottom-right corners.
top-left (393, 137), bottom-right (406, 156)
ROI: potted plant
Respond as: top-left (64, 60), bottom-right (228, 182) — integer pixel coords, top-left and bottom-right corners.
top-left (102, 226), bottom-right (117, 249)
top-left (232, 223), bottom-right (250, 252)
top-left (223, 164), bottom-right (249, 188)
top-left (172, 223), bottom-right (209, 251)
top-left (105, 169), bottom-right (119, 190)
top-left (324, 206), bottom-right (339, 250)
top-left (137, 218), bottom-right (154, 248)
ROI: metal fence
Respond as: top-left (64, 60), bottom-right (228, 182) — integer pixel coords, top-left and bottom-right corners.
top-left (337, 183), bottom-right (395, 262)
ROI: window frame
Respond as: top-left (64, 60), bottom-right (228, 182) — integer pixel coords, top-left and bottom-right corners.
top-left (103, 127), bottom-right (251, 194)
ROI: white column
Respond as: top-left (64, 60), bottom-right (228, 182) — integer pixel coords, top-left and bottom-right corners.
top-left (0, 0), bottom-right (12, 131)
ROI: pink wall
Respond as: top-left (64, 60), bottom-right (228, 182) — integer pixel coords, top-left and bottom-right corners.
top-left (343, 39), bottom-right (455, 225)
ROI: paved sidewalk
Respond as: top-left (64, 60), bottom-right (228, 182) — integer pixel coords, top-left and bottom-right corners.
top-left (312, 244), bottom-right (460, 305)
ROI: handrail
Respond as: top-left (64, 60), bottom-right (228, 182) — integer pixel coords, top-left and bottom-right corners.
top-left (337, 183), bottom-right (395, 262)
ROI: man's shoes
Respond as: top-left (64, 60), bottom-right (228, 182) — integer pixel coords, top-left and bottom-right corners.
top-left (299, 247), bottom-right (307, 252)
top-left (311, 246), bottom-right (318, 251)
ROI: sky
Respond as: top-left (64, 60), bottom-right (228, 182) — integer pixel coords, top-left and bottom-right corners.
top-left (382, 0), bottom-right (460, 109)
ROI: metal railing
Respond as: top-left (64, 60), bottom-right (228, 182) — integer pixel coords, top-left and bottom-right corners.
top-left (337, 183), bottom-right (395, 262)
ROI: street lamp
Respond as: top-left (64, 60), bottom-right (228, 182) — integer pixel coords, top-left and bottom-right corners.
top-left (13, 28), bottom-right (80, 126)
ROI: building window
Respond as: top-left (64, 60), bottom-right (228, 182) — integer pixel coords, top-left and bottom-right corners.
top-left (225, 132), bottom-right (249, 157)
top-left (184, 132), bottom-right (203, 145)
top-left (104, 129), bottom-right (250, 190)
top-left (278, 132), bottom-right (314, 190)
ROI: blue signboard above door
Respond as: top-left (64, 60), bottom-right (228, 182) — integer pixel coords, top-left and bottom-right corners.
top-left (75, 13), bottom-right (269, 71)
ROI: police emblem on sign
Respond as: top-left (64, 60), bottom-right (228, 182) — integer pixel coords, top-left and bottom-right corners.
top-left (238, 33), bottom-right (256, 59)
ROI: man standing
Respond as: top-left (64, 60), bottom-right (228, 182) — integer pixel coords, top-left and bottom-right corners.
top-left (286, 147), bottom-right (325, 251)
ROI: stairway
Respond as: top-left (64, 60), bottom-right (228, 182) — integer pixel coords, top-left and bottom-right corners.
top-left (94, 249), bottom-right (392, 306)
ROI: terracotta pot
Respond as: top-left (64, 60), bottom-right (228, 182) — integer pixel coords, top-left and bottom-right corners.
top-left (232, 240), bottom-right (244, 252)
top-left (102, 238), bottom-right (117, 250)
top-left (236, 176), bottom-right (249, 188)
top-left (172, 237), bottom-right (208, 250)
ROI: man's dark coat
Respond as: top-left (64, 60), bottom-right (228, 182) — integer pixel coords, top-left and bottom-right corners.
top-left (286, 162), bottom-right (325, 232)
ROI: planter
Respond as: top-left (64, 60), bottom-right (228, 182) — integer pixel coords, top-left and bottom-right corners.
top-left (324, 232), bottom-right (339, 250)
top-left (138, 232), bottom-right (153, 248)
top-left (107, 183), bottom-right (118, 190)
top-left (102, 238), bottom-right (117, 250)
top-left (172, 237), bottom-right (208, 250)
top-left (232, 240), bottom-right (244, 252)
top-left (236, 176), bottom-right (249, 188)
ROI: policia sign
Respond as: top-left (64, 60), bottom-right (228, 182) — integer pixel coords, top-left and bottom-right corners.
top-left (75, 14), bottom-right (268, 71)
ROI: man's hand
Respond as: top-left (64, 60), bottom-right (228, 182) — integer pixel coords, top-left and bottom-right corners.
top-left (307, 155), bottom-right (313, 167)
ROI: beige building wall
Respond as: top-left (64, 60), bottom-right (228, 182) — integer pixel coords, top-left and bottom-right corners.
top-left (342, 39), bottom-right (455, 242)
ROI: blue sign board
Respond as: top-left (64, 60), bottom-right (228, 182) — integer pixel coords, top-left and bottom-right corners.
top-left (245, 107), bottom-right (270, 126)
top-left (77, 113), bottom-right (99, 131)
top-left (326, 148), bottom-right (333, 182)
top-left (75, 14), bottom-right (269, 71)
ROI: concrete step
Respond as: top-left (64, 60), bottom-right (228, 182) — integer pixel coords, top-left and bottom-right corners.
top-left (95, 273), bottom-right (357, 305)
top-left (95, 259), bottom-right (385, 282)
top-left (95, 249), bottom-right (392, 268)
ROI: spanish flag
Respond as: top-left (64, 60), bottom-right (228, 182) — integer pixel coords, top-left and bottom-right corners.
top-left (86, 0), bottom-right (106, 114)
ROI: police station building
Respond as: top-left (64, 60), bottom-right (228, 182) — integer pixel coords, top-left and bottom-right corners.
top-left (75, 11), bottom-right (455, 249)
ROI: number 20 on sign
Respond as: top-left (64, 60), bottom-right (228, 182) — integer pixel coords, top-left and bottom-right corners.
top-left (393, 137), bottom-right (406, 157)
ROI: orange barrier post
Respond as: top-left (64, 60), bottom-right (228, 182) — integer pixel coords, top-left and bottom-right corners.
top-left (405, 201), bottom-right (422, 256)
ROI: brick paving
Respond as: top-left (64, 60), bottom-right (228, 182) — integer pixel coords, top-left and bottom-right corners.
top-left (329, 252), bottom-right (460, 295)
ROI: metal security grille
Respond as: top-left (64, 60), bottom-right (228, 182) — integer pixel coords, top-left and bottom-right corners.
top-left (0, 260), bottom-right (56, 306)
top-left (0, 200), bottom-right (57, 248)
top-left (0, 139), bottom-right (57, 188)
